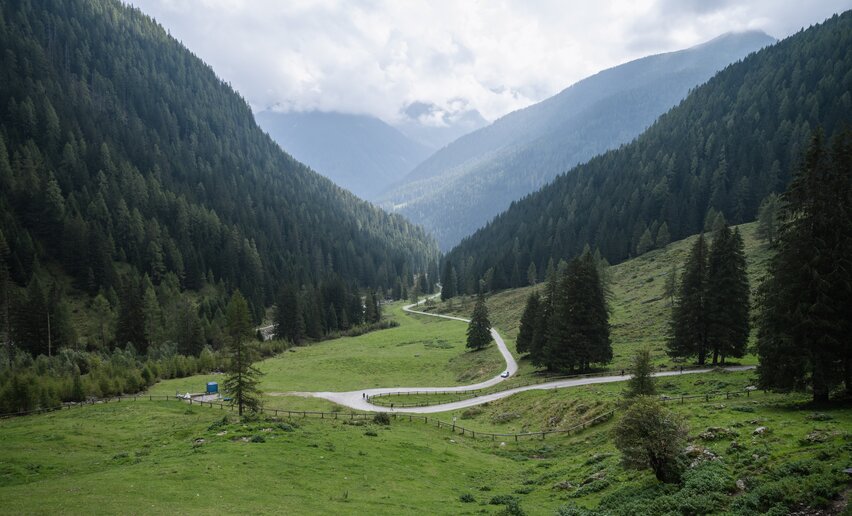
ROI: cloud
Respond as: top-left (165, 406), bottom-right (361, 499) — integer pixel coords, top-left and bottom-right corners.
top-left (128, 0), bottom-right (851, 124)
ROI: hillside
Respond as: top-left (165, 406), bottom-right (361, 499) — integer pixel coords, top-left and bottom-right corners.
top-left (0, 0), bottom-right (437, 323)
top-left (424, 222), bottom-right (770, 373)
top-left (379, 31), bottom-right (774, 249)
top-left (443, 11), bottom-right (852, 286)
top-left (254, 110), bottom-right (432, 200)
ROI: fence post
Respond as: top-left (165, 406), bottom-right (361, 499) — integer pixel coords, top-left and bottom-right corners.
top-left (515, 434), bottom-right (518, 442)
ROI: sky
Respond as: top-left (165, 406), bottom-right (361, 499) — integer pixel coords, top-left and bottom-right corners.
top-left (128, 0), bottom-right (850, 127)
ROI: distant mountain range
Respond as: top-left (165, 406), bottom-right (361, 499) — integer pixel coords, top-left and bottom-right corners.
top-left (254, 110), bottom-right (433, 200)
top-left (443, 12), bottom-right (852, 291)
top-left (379, 30), bottom-right (776, 250)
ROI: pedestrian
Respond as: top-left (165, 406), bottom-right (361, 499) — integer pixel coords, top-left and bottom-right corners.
top-left (620, 369), bottom-right (624, 376)
top-left (362, 393), bottom-right (365, 399)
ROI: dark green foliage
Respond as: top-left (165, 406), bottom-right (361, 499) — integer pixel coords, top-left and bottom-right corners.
top-left (466, 294), bottom-right (492, 350)
top-left (542, 254), bottom-right (611, 372)
top-left (625, 348), bottom-right (656, 398)
top-left (223, 291), bottom-right (263, 416)
top-left (705, 226), bottom-right (750, 364)
top-left (756, 193), bottom-right (781, 245)
top-left (757, 131), bottom-right (852, 402)
top-left (274, 284), bottom-right (305, 345)
top-left (668, 234), bottom-right (709, 364)
top-left (515, 292), bottom-right (540, 355)
top-left (614, 397), bottom-right (688, 483)
top-left (444, 13), bottom-right (852, 289)
top-left (373, 412), bottom-right (391, 425)
top-left (0, 0), bottom-right (436, 358)
top-left (459, 493), bottom-right (475, 503)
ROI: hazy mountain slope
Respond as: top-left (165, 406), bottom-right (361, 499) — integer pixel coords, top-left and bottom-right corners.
top-left (381, 31), bottom-right (775, 249)
top-left (442, 11), bottom-right (852, 292)
top-left (255, 110), bottom-right (432, 200)
top-left (0, 0), bottom-right (438, 315)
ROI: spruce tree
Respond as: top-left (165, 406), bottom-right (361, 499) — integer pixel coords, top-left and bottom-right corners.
top-left (757, 131), bottom-right (852, 402)
top-left (668, 234), bottom-right (709, 364)
top-left (625, 348), bottom-right (656, 397)
top-left (516, 292), bottom-right (540, 355)
top-left (466, 294), bottom-right (492, 350)
top-left (275, 284), bottom-right (305, 344)
top-left (223, 290), bottom-right (263, 416)
top-left (543, 254), bottom-right (611, 372)
top-left (706, 225), bottom-right (750, 364)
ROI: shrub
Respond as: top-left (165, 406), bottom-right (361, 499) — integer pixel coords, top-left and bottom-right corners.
top-left (613, 397), bottom-right (688, 483)
top-left (364, 430), bottom-right (378, 437)
top-left (459, 493), bottom-right (475, 503)
top-left (373, 412), bottom-right (391, 425)
top-left (250, 434), bottom-right (265, 443)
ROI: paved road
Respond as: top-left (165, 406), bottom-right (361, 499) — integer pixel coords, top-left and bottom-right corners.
top-left (278, 294), bottom-right (754, 413)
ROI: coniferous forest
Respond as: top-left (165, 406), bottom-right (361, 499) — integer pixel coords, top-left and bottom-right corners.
top-left (441, 12), bottom-right (852, 294)
top-left (0, 0), bottom-right (437, 409)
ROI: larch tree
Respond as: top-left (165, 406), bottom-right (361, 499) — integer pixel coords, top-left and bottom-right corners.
top-left (516, 292), bottom-right (540, 355)
top-left (223, 290), bottom-right (263, 416)
top-left (705, 225), bottom-right (750, 365)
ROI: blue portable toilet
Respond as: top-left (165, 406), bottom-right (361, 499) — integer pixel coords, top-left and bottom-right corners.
top-left (206, 382), bottom-right (218, 394)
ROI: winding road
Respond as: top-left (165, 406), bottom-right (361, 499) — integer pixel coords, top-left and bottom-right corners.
top-left (283, 296), bottom-right (754, 413)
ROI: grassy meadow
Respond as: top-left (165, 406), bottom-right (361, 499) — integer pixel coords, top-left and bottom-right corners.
top-left (421, 222), bottom-right (771, 375)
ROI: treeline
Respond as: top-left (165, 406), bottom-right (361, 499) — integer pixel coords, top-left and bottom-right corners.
top-left (442, 11), bottom-right (852, 292)
top-left (515, 252), bottom-right (611, 373)
top-left (0, 0), bottom-right (437, 333)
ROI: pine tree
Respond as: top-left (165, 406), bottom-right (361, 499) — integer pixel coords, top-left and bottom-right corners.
top-left (663, 264), bottom-right (678, 307)
top-left (636, 228), bottom-right (654, 255)
top-left (364, 290), bottom-right (378, 324)
top-left (466, 294), bottom-right (492, 350)
top-left (668, 234), bottom-right (709, 364)
top-left (516, 292), bottom-right (540, 355)
top-left (115, 275), bottom-right (147, 353)
top-left (14, 275), bottom-right (50, 356)
top-left (527, 262), bottom-right (537, 286)
top-left (223, 290), bottom-right (263, 416)
top-left (757, 131), bottom-right (852, 402)
top-left (656, 222), bottom-right (671, 248)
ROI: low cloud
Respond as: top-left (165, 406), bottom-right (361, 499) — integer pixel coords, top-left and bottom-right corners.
top-left (129, 0), bottom-right (851, 123)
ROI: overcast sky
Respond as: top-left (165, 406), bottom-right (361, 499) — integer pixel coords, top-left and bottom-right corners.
top-left (128, 0), bottom-right (850, 126)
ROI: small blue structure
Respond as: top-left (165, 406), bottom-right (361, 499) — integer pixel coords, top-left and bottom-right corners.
top-left (206, 381), bottom-right (218, 394)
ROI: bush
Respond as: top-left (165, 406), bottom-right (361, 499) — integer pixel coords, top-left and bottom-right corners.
top-left (250, 434), bottom-right (265, 443)
top-left (373, 412), bottom-right (391, 425)
top-left (613, 397), bottom-right (688, 483)
top-left (364, 430), bottom-right (378, 437)
top-left (459, 493), bottom-right (475, 503)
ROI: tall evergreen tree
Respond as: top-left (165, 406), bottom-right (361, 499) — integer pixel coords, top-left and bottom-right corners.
top-left (706, 225), bottom-right (750, 364)
top-left (516, 292), bottom-right (540, 355)
top-left (757, 131), bottom-right (852, 402)
top-left (668, 234), bottom-right (709, 364)
top-left (466, 294), bottom-right (492, 350)
top-left (542, 254), bottom-right (611, 372)
top-left (624, 348), bottom-right (656, 398)
top-left (13, 275), bottom-right (49, 356)
top-left (274, 284), bottom-right (305, 344)
top-left (115, 276), bottom-right (147, 353)
top-left (756, 193), bottom-right (781, 245)
top-left (223, 290), bottom-right (263, 416)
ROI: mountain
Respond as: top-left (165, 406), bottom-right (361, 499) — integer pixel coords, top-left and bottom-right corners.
top-left (379, 31), bottom-right (775, 250)
top-left (254, 110), bottom-right (432, 200)
top-left (442, 11), bottom-right (852, 293)
top-left (392, 102), bottom-right (489, 151)
top-left (0, 0), bottom-right (438, 319)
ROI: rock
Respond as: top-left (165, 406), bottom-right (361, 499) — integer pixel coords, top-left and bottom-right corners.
top-left (699, 427), bottom-right (737, 441)
top-left (499, 442), bottom-right (506, 447)
top-left (728, 440), bottom-right (742, 451)
top-left (745, 385), bottom-right (757, 391)
top-left (685, 444), bottom-right (719, 467)
top-left (449, 439), bottom-right (456, 444)
top-left (736, 479), bottom-right (746, 492)
top-left (553, 481), bottom-right (574, 491)
top-left (753, 426), bottom-right (768, 435)
top-left (216, 431), bottom-right (227, 436)
top-left (582, 471), bottom-right (607, 485)
top-left (193, 438), bottom-right (206, 444)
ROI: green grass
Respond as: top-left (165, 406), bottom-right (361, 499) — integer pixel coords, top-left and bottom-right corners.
top-left (148, 302), bottom-right (504, 396)
top-left (2, 385), bottom-right (849, 515)
top-left (423, 222), bottom-right (771, 374)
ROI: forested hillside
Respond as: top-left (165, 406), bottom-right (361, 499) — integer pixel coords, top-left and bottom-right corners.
top-left (443, 11), bottom-right (852, 291)
top-left (254, 110), bottom-right (431, 200)
top-left (0, 0), bottom-right (438, 335)
top-left (380, 31), bottom-right (774, 249)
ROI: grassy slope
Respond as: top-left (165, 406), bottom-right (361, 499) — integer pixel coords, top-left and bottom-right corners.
top-left (2, 384), bottom-right (849, 515)
top-left (423, 222), bottom-right (771, 375)
top-left (148, 302), bottom-right (504, 395)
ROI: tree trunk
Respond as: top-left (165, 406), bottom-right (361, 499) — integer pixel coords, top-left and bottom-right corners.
top-left (712, 349), bottom-right (718, 366)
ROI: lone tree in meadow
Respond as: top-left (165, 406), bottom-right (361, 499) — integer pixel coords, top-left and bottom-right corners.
top-left (614, 396), bottom-right (688, 483)
top-left (624, 348), bottom-right (656, 398)
top-left (757, 130), bottom-right (852, 402)
top-left (223, 290), bottom-right (263, 416)
top-left (466, 294), bottom-right (492, 350)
